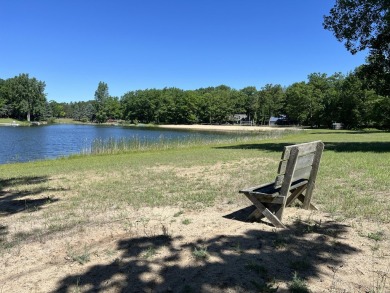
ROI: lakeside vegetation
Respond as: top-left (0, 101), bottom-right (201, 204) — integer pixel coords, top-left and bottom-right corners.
top-left (1, 129), bottom-right (389, 251)
top-left (0, 117), bottom-right (30, 126)
top-left (1, 70), bottom-right (390, 130)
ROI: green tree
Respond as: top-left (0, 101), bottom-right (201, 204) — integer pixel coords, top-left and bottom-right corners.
top-left (324, 0), bottom-right (390, 56)
top-left (257, 84), bottom-right (284, 125)
top-left (339, 73), bottom-right (379, 129)
top-left (324, 0), bottom-right (390, 101)
top-left (2, 74), bottom-right (46, 121)
top-left (105, 96), bottom-right (122, 120)
top-left (208, 86), bottom-right (234, 124)
top-left (94, 81), bottom-right (109, 123)
top-left (0, 79), bottom-right (8, 117)
top-left (121, 89), bottom-right (157, 123)
top-left (239, 86), bottom-right (258, 122)
top-left (155, 88), bottom-right (175, 123)
top-left (49, 100), bottom-right (66, 118)
top-left (285, 82), bottom-right (315, 126)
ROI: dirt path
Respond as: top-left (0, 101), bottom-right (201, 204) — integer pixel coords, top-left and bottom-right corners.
top-left (1, 203), bottom-right (388, 292)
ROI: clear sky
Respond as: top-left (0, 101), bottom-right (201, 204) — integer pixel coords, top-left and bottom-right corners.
top-left (1, 1), bottom-right (367, 103)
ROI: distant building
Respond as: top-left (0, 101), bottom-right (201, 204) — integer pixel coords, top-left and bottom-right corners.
top-left (268, 115), bottom-right (291, 126)
top-left (332, 122), bottom-right (343, 130)
top-left (269, 116), bottom-right (279, 126)
top-left (233, 114), bottom-right (247, 124)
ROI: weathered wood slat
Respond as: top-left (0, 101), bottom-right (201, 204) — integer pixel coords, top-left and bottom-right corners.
top-left (247, 208), bottom-right (262, 221)
top-left (281, 140), bottom-right (322, 160)
top-left (298, 194), bottom-right (318, 210)
top-left (286, 184), bottom-right (307, 207)
top-left (246, 194), bottom-right (286, 228)
top-left (278, 153), bottom-right (315, 175)
top-left (250, 195), bottom-right (285, 204)
top-left (241, 179), bottom-right (308, 199)
top-left (239, 182), bottom-right (276, 194)
top-left (274, 165), bottom-right (312, 188)
top-left (303, 141), bottom-right (324, 209)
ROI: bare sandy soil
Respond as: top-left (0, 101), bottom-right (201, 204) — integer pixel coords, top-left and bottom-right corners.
top-left (1, 203), bottom-right (389, 293)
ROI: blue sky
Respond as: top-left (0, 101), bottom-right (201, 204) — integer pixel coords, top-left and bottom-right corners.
top-left (1, 1), bottom-right (367, 103)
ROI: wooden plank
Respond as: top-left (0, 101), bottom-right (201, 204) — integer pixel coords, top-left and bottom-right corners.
top-left (275, 195), bottom-right (287, 220)
top-left (239, 181), bottom-right (275, 194)
top-left (289, 179), bottom-right (309, 190)
top-left (278, 153), bottom-right (315, 175)
top-left (274, 165), bottom-right (312, 187)
top-left (298, 194), bottom-right (319, 210)
top-left (248, 195), bottom-right (285, 204)
top-left (303, 142), bottom-right (324, 209)
top-left (278, 147), bottom-right (299, 192)
top-left (245, 194), bottom-right (286, 228)
top-left (247, 208), bottom-right (262, 220)
top-left (286, 184), bottom-right (307, 207)
top-left (281, 141), bottom-right (322, 160)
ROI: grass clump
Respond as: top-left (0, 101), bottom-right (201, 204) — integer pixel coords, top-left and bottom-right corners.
top-left (181, 219), bottom-right (191, 225)
top-left (367, 231), bottom-right (385, 242)
top-left (192, 246), bottom-right (209, 260)
top-left (289, 272), bottom-right (310, 293)
top-left (173, 211), bottom-right (184, 217)
top-left (142, 246), bottom-right (157, 259)
top-left (67, 245), bottom-right (91, 265)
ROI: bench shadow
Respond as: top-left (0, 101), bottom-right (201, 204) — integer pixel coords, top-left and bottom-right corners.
top-left (55, 218), bottom-right (359, 292)
top-left (223, 205), bottom-right (276, 227)
top-left (215, 141), bottom-right (390, 153)
top-left (0, 176), bottom-right (61, 216)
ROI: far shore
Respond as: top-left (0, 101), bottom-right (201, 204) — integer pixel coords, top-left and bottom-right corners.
top-left (157, 124), bottom-right (301, 132)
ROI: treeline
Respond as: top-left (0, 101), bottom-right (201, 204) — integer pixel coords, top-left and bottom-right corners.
top-left (1, 67), bottom-right (389, 129)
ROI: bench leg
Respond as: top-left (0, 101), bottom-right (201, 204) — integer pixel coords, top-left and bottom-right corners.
top-left (275, 196), bottom-right (287, 222)
top-left (245, 194), bottom-right (286, 228)
top-left (286, 184), bottom-right (308, 207)
top-left (247, 208), bottom-right (263, 221)
top-left (297, 194), bottom-right (318, 210)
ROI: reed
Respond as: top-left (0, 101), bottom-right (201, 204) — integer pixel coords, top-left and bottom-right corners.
top-left (86, 130), bottom-right (289, 155)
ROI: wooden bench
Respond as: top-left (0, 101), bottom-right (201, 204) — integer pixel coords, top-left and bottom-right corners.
top-left (239, 141), bottom-right (324, 228)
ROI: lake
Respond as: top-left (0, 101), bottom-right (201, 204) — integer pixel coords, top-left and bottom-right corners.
top-left (0, 124), bottom-right (238, 164)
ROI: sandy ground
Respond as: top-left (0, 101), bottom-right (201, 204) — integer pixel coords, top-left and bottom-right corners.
top-left (1, 203), bottom-right (389, 293)
top-left (157, 124), bottom-right (299, 132)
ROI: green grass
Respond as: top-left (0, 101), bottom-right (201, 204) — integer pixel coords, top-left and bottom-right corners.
top-left (367, 231), bottom-right (385, 242)
top-left (67, 245), bottom-right (91, 265)
top-left (192, 246), bottom-right (209, 260)
top-left (181, 219), bottom-right (192, 225)
top-left (142, 246), bottom-right (157, 259)
top-left (1, 129), bottom-right (389, 249)
top-left (0, 118), bottom-right (29, 126)
top-left (289, 272), bottom-right (310, 293)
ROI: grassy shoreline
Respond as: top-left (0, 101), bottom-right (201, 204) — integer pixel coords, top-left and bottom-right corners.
top-left (1, 129), bottom-right (389, 221)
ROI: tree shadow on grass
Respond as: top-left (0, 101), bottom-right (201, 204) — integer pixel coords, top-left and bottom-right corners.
top-left (215, 141), bottom-right (390, 153)
top-left (0, 176), bottom-right (60, 216)
top-left (55, 218), bottom-right (358, 292)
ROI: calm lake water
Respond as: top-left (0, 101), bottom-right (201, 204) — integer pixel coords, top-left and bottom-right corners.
top-left (0, 124), bottom-right (236, 164)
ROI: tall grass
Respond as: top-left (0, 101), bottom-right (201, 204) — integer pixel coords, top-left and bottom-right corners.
top-left (86, 130), bottom-right (290, 155)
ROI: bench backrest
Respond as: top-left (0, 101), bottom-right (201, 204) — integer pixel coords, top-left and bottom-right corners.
top-left (274, 141), bottom-right (324, 204)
